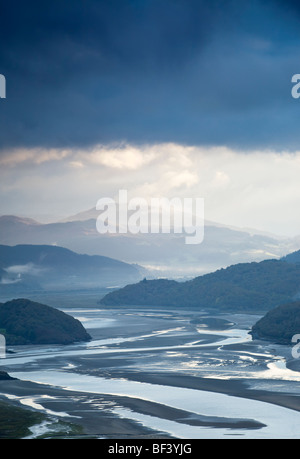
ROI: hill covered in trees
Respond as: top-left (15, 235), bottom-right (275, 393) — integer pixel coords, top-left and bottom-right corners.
top-left (100, 258), bottom-right (300, 312)
top-left (0, 299), bottom-right (91, 345)
top-left (0, 244), bottom-right (144, 293)
top-left (282, 249), bottom-right (300, 265)
top-left (251, 301), bottom-right (300, 344)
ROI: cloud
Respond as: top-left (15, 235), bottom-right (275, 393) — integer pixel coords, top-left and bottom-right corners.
top-left (0, 147), bottom-right (71, 167)
top-left (0, 278), bottom-right (21, 285)
top-left (85, 145), bottom-right (157, 170)
top-left (5, 263), bottom-right (45, 276)
top-left (1, 0), bottom-right (300, 150)
top-left (1, 2), bottom-right (300, 235)
top-left (212, 171), bottom-right (231, 189)
top-left (1, 142), bottom-right (300, 236)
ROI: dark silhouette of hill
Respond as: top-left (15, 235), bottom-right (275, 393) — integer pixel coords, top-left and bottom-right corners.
top-left (0, 244), bottom-right (143, 292)
top-left (100, 258), bottom-right (300, 312)
top-left (0, 298), bottom-right (91, 345)
top-left (282, 250), bottom-right (300, 264)
top-left (0, 371), bottom-right (15, 380)
top-left (251, 301), bottom-right (300, 344)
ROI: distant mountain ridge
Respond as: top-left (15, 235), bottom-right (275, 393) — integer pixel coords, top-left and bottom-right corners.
top-left (0, 212), bottom-right (299, 277)
top-left (0, 244), bottom-right (144, 292)
top-left (282, 250), bottom-right (300, 264)
top-left (0, 215), bottom-right (40, 225)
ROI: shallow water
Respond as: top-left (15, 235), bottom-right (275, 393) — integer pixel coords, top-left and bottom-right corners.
top-left (2, 307), bottom-right (300, 438)
top-left (10, 368), bottom-right (300, 439)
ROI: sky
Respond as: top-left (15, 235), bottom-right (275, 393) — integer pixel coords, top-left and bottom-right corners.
top-left (1, 0), bottom-right (300, 236)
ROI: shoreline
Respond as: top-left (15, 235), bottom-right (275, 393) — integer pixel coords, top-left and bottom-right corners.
top-left (0, 367), bottom-right (300, 438)
top-left (1, 307), bottom-right (299, 438)
top-left (118, 370), bottom-right (300, 413)
top-left (0, 379), bottom-right (171, 438)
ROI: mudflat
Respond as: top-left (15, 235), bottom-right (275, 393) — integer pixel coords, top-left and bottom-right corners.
top-left (0, 307), bottom-right (299, 438)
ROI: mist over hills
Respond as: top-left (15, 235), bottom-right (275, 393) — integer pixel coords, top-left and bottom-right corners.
top-left (100, 257), bottom-right (300, 312)
top-left (0, 210), bottom-right (299, 278)
top-left (0, 244), bottom-right (143, 293)
top-left (2, 212), bottom-right (300, 344)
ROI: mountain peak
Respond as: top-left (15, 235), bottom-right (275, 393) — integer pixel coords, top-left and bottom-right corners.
top-left (60, 208), bottom-right (98, 223)
top-left (0, 215), bottom-right (41, 226)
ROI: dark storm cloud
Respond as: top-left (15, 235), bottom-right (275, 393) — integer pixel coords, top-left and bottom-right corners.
top-left (275, 0), bottom-right (300, 13)
top-left (1, 0), bottom-right (300, 151)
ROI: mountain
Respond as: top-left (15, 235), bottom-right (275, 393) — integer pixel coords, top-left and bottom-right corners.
top-left (100, 256), bottom-right (300, 312)
top-left (0, 298), bottom-right (91, 345)
top-left (281, 250), bottom-right (300, 264)
top-left (0, 212), bottom-right (298, 278)
top-left (0, 244), bottom-right (144, 293)
top-left (251, 301), bottom-right (300, 344)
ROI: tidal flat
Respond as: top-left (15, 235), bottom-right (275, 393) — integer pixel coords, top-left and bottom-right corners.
top-left (0, 304), bottom-right (300, 439)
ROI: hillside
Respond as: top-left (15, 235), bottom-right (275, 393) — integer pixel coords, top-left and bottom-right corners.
top-left (0, 298), bottom-right (91, 345)
top-left (251, 301), bottom-right (300, 344)
top-left (282, 250), bottom-right (300, 264)
top-left (0, 244), bottom-right (143, 292)
top-left (100, 258), bottom-right (300, 312)
top-left (0, 213), bottom-right (297, 278)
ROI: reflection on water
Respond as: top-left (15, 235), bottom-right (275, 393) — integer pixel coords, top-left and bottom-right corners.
top-left (9, 369), bottom-right (300, 439)
top-left (2, 307), bottom-right (300, 439)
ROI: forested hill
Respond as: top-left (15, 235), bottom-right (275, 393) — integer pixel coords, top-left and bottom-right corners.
top-left (0, 298), bottom-right (91, 345)
top-left (100, 258), bottom-right (300, 312)
top-left (0, 244), bottom-right (143, 291)
top-left (282, 249), bottom-right (300, 264)
top-left (251, 301), bottom-right (300, 344)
